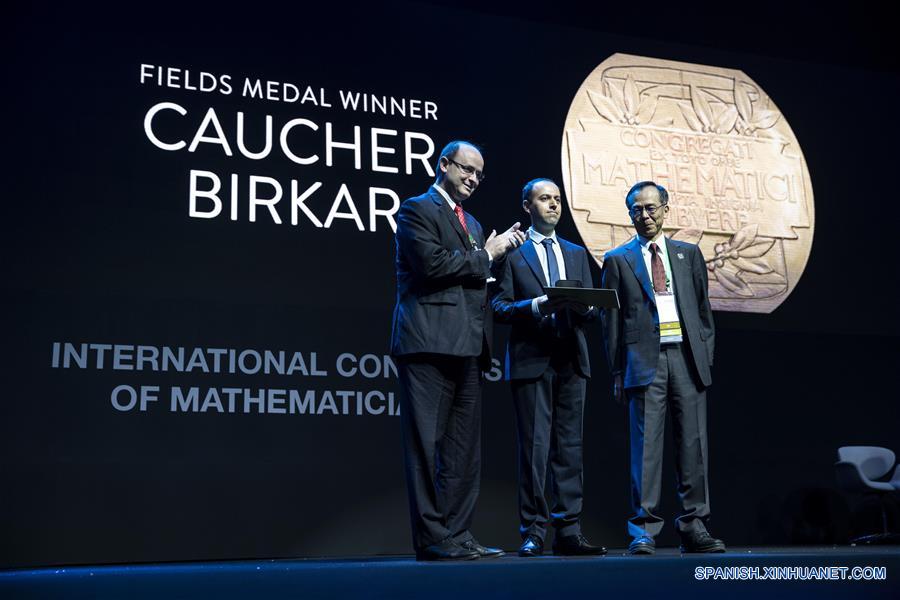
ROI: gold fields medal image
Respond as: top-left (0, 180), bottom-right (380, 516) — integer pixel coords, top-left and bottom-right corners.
top-left (562, 53), bottom-right (814, 313)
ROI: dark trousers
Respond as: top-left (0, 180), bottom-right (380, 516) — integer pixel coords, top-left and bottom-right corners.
top-left (511, 350), bottom-right (586, 540)
top-left (626, 343), bottom-right (710, 538)
top-left (397, 354), bottom-right (482, 551)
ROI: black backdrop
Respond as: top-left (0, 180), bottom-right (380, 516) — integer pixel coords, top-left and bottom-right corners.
top-left (3, 2), bottom-right (898, 569)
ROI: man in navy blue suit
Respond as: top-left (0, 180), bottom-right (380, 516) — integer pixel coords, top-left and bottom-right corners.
top-left (600, 181), bottom-right (725, 555)
top-left (391, 141), bottom-right (526, 561)
top-left (492, 178), bottom-right (607, 557)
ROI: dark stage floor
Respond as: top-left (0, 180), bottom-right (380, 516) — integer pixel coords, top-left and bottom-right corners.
top-left (2, 546), bottom-right (899, 599)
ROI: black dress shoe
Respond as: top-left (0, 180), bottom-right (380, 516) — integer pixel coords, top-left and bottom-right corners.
top-left (552, 533), bottom-right (608, 556)
top-left (518, 535), bottom-right (544, 557)
top-left (628, 535), bottom-right (656, 555)
top-left (460, 538), bottom-right (505, 558)
top-left (416, 538), bottom-right (480, 561)
top-left (680, 531), bottom-right (726, 553)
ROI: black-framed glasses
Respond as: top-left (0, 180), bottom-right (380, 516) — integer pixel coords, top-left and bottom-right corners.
top-left (629, 204), bottom-right (664, 218)
top-left (447, 158), bottom-right (485, 182)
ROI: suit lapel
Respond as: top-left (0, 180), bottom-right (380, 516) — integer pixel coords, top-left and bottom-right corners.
top-left (429, 188), bottom-right (469, 248)
top-left (464, 212), bottom-right (483, 247)
top-left (623, 237), bottom-right (656, 305)
top-left (665, 238), bottom-right (689, 298)
top-left (521, 241), bottom-right (548, 287)
top-left (560, 238), bottom-right (577, 283)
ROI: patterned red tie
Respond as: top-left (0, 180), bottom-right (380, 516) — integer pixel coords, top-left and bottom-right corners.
top-left (649, 242), bottom-right (667, 293)
top-left (453, 204), bottom-right (469, 235)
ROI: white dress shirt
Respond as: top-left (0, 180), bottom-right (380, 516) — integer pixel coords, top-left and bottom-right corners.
top-left (637, 233), bottom-right (674, 294)
top-left (528, 227), bottom-right (567, 318)
top-left (637, 233), bottom-right (683, 343)
top-left (528, 227), bottom-right (567, 284)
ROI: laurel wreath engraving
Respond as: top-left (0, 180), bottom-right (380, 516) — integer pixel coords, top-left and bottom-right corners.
top-left (670, 224), bottom-right (784, 297)
top-left (732, 81), bottom-right (781, 135)
top-left (587, 76), bottom-right (780, 136)
top-left (587, 74), bottom-right (666, 126)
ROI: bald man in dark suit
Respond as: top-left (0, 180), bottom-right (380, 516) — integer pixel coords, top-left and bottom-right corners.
top-left (391, 140), bottom-right (526, 561)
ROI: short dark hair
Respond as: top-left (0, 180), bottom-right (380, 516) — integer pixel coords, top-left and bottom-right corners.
top-left (434, 140), bottom-right (482, 181)
top-left (522, 178), bottom-right (557, 203)
top-left (625, 181), bottom-right (669, 207)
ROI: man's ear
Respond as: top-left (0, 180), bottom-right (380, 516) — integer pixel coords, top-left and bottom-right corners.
top-left (522, 199), bottom-right (531, 216)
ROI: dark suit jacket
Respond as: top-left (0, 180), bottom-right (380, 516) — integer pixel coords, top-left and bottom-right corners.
top-left (492, 235), bottom-right (597, 380)
top-left (600, 237), bottom-right (715, 389)
top-left (390, 187), bottom-right (495, 369)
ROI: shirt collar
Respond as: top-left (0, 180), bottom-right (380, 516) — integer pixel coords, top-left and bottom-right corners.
top-left (528, 226), bottom-right (558, 245)
top-left (431, 183), bottom-right (456, 210)
top-left (638, 233), bottom-right (668, 255)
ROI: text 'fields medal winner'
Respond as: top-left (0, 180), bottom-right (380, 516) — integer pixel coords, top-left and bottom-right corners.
top-left (561, 53), bottom-right (814, 313)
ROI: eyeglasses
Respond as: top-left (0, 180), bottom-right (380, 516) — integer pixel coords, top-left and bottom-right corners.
top-left (629, 204), bottom-right (665, 218)
top-left (447, 158), bottom-right (485, 182)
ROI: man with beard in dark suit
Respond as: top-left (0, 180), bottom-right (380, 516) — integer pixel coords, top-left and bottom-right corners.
top-left (391, 140), bottom-right (526, 561)
top-left (492, 178), bottom-right (607, 557)
top-left (601, 181), bottom-right (725, 555)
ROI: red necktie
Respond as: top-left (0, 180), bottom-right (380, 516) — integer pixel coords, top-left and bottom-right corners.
top-left (649, 242), bottom-right (667, 293)
top-left (453, 204), bottom-right (469, 235)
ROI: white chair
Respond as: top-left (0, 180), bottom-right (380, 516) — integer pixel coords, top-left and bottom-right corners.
top-left (835, 446), bottom-right (900, 544)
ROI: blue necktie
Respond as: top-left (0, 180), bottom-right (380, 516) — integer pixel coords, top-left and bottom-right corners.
top-left (541, 238), bottom-right (560, 286)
